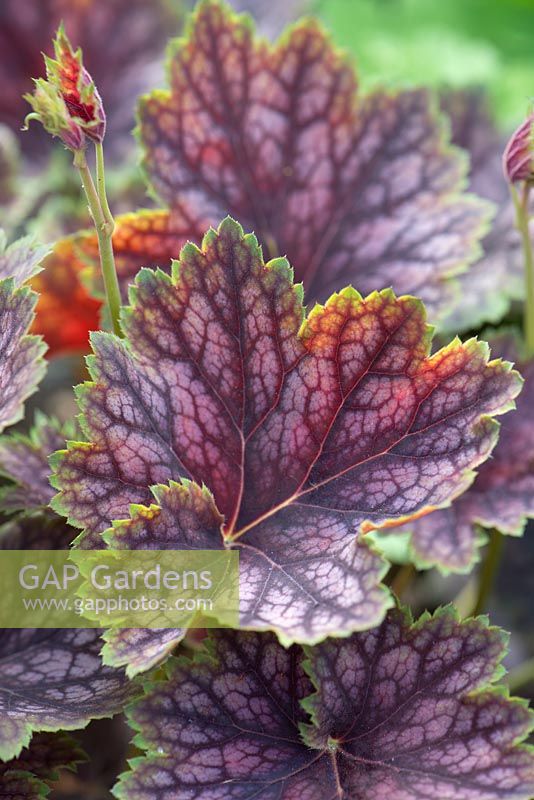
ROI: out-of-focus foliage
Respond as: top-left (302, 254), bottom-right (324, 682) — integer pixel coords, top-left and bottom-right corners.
top-left (318, 0), bottom-right (534, 129)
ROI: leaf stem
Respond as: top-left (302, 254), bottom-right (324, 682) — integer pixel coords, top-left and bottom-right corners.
top-left (95, 140), bottom-right (114, 228)
top-left (472, 529), bottom-right (503, 617)
top-left (511, 182), bottom-right (534, 357)
top-left (74, 148), bottom-right (121, 336)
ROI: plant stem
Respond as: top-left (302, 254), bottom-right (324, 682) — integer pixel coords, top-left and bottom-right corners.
top-left (472, 530), bottom-right (503, 617)
top-left (511, 182), bottom-right (534, 357)
top-left (74, 148), bottom-right (121, 336)
top-left (95, 140), bottom-right (114, 228)
top-left (507, 656), bottom-right (534, 693)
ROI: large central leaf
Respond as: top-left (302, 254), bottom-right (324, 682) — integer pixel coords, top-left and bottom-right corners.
top-left (114, 609), bottom-right (534, 800)
top-left (51, 219), bottom-right (520, 672)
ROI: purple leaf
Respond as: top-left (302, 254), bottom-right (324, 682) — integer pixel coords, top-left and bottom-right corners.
top-left (0, 516), bottom-right (135, 761)
top-left (0, 231), bottom-right (48, 286)
top-left (138, 1), bottom-right (490, 321)
top-left (0, 413), bottom-right (73, 513)
top-left (0, 234), bottom-right (47, 433)
top-left (51, 219), bottom-right (521, 674)
top-left (395, 333), bottom-right (534, 571)
top-left (114, 608), bottom-right (534, 800)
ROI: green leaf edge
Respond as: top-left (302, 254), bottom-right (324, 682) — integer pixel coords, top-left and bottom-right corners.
top-left (0, 277), bottom-right (47, 435)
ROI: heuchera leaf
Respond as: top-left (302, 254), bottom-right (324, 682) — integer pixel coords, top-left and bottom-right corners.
top-left (0, 233), bottom-right (47, 433)
top-left (0, 516), bottom-right (135, 761)
top-left (138, 0), bottom-right (490, 321)
top-left (0, 732), bottom-right (86, 800)
top-left (0, 231), bottom-right (48, 286)
top-left (439, 90), bottom-right (522, 333)
top-left (31, 211), bottom-right (186, 355)
top-left (0, 413), bottom-right (73, 513)
top-left (394, 333), bottom-right (534, 572)
top-left (31, 29), bottom-right (500, 358)
top-left (114, 607), bottom-right (534, 800)
top-left (51, 218), bottom-right (520, 673)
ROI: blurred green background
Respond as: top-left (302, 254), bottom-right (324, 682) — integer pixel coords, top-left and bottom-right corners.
top-left (316, 0), bottom-right (534, 129)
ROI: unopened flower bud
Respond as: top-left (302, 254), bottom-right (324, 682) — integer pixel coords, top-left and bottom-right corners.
top-left (23, 23), bottom-right (106, 150)
top-left (503, 113), bottom-right (534, 184)
top-left (47, 23), bottom-right (106, 143)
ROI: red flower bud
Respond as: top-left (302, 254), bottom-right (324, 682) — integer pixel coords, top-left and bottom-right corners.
top-left (47, 23), bottom-right (106, 143)
top-left (23, 23), bottom-right (106, 150)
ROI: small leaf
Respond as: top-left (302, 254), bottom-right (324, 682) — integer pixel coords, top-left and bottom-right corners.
top-left (0, 413), bottom-right (73, 513)
top-left (0, 732), bottom-right (86, 800)
top-left (115, 609), bottom-right (534, 800)
top-left (0, 628), bottom-right (132, 761)
top-left (0, 516), bottom-right (135, 761)
top-left (0, 232), bottom-right (49, 286)
top-left (0, 232), bottom-right (47, 433)
top-left (395, 333), bottom-right (534, 572)
top-left (138, 0), bottom-right (490, 321)
top-left (51, 219), bottom-right (521, 673)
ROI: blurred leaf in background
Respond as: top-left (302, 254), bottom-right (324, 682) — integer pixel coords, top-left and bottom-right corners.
top-left (317, 0), bottom-right (534, 129)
